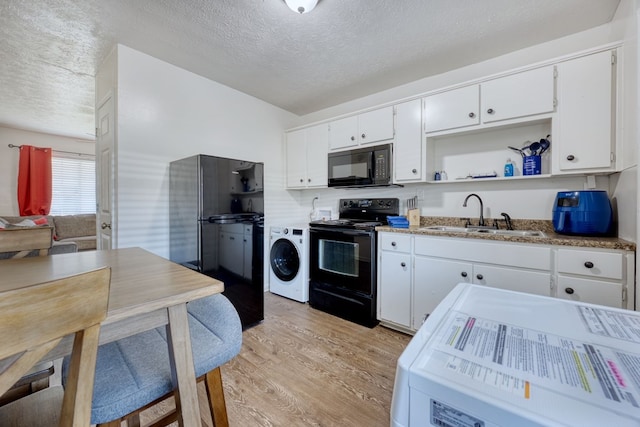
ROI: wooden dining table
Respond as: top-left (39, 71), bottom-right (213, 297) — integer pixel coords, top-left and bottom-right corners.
top-left (0, 246), bottom-right (224, 426)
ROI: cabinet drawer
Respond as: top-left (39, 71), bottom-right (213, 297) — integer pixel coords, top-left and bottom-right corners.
top-left (414, 236), bottom-right (551, 270)
top-left (557, 276), bottom-right (623, 308)
top-left (557, 249), bottom-right (623, 280)
top-left (379, 233), bottom-right (412, 253)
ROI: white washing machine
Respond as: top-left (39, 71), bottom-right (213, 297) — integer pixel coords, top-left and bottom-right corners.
top-left (269, 225), bottom-right (309, 302)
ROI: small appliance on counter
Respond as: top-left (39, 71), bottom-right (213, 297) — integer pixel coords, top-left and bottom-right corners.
top-left (552, 190), bottom-right (612, 236)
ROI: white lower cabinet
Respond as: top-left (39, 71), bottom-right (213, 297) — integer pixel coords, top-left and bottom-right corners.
top-left (379, 252), bottom-right (412, 328)
top-left (555, 247), bottom-right (633, 309)
top-left (413, 257), bottom-right (471, 330)
top-left (377, 232), bottom-right (634, 334)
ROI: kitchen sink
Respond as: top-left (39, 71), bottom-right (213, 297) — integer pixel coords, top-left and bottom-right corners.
top-left (420, 226), bottom-right (546, 238)
top-left (420, 226), bottom-right (472, 233)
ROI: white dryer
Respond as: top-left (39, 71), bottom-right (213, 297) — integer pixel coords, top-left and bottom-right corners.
top-left (269, 225), bottom-right (309, 302)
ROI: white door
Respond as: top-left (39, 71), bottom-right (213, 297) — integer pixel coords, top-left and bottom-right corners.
top-left (96, 95), bottom-right (115, 250)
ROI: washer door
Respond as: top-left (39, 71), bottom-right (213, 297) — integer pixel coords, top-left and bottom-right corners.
top-left (270, 238), bottom-right (300, 282)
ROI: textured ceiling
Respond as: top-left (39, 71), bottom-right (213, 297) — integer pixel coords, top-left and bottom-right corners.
top-left (0, 0), bottom-right (621, 138)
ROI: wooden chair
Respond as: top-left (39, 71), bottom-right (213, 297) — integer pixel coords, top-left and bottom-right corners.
top-left (63, 293), bottom-right (242, 426)
top-left (0, 227), bottom-right (53, 259)
top-left (0, 267), bottom-right (111, 426)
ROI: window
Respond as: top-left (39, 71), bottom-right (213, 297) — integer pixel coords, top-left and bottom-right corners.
top-left (49, 153), bottom-right (96, 215)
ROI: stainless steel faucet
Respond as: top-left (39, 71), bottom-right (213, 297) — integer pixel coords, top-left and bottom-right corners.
top-left (463, 193), bottom-right (485, 226)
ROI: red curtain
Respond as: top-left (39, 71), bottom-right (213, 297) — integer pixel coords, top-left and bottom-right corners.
top-left (17, 145), bottom-right (52, 216)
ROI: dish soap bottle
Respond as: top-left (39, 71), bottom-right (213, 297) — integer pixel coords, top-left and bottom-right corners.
top-left (504, 158), bottom-right (514, 177)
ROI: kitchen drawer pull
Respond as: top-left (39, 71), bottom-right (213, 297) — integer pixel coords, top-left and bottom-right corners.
top-left (486, 108), bottom-right (494, 115)
top-left (401, 262), bottom-right (406, 267)
top-left (584, 261), bottom-right (594, 269)
top-left (567, 154), bottom-right (575, 161)
top-left (476, 274), bottom-right (483, 280)
top-left (460, 271), bottom-right (467, 278)
top-left (565, 287), bottom-right (575, 295)
top-left (391, 241), bottom-right (397, 247)
top-left (468, 112), bottom-right (475, 118)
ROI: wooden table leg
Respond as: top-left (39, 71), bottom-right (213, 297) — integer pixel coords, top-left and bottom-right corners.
top-left (166, 303), bottom-right (201, 427)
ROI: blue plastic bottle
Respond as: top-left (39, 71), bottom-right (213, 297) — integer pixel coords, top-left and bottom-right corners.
top-left (504, 158), bottom-right (514, 177)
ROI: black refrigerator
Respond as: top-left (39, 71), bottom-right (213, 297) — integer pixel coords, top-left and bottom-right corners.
top-left (169, 154), bottom-right (264, 328)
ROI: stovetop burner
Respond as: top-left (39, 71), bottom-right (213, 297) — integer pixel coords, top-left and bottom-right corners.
top-left (309, 198), bottom-right (399, 231)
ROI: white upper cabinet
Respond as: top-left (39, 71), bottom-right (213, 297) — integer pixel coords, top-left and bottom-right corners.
top-left (286, 123), bottom-right (329, 189)
top-left (481, 65), bottom-right (555, 123)
top-left (328, 106), bottom-right (394, 150)
top-left (554, 50), bottom-right (615, 173)
top-left (394, 99), bottom-right (424, 182)
top-left (423, 85), bottom-right (479, 133)
top-left (423, 66), bottom-right (555, 134)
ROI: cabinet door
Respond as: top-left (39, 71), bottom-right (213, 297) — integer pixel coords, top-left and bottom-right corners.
top-left (473, 264), bottom-right (551, 296)
top-left (394, 99), bottom-right (424, 182)
top-left (481, 66), bottom-right (555, 123)
top-left (305, 123), bottom-right (329, 188)
top-left (328, 115), bottom-right (358, 150)
top-left (285, 129), bottom-right (307, 188)
top-left (413, 256), bottom-right (472, 329)
top-left (555, 50), bottom-right (614, 172)
top-left (423, 85), bottom-right (480, 133)
top-left (358, 106), bottom-right (394, 145)
top-left (557, 276), bottom-right (623, 308)
top-left (379, 251), bottom-right (412, 328)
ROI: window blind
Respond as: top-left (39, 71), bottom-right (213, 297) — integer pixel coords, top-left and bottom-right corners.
top-left (49, 153), bottom-right (96, 215)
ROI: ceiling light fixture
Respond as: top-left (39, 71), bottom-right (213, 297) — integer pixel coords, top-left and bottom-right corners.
top-left (284, 0), bottom-right (318, 14)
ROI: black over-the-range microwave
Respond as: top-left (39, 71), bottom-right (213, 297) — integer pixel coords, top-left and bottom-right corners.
top-left (327, 144), bottom-right (392, 188)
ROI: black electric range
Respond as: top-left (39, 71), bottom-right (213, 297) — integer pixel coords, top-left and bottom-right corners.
top-left (308, 198), bottom-right (399, 327)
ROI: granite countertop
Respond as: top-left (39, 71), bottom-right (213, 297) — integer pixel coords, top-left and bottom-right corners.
top-left (376, 216), bottom-right (636, 252)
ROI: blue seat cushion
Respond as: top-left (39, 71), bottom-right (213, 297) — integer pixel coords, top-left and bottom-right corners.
top-left (63, 293), bottom-right (242, 424)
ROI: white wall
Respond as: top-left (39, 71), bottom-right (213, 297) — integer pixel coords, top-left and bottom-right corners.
top-left (0, 126), bottom-right (94, 215)
top-left (112, 45), bottom-right (298, 257)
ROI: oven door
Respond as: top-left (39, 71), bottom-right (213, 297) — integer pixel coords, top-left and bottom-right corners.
top-left (309, 227), bottom-right (375, 296)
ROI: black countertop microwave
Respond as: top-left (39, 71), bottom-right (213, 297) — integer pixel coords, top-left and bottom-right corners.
top-left (328, 144), bottom-right (392, 188)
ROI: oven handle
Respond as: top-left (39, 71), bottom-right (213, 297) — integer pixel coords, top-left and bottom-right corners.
top-left (310, 228), bottom-right (374, 237)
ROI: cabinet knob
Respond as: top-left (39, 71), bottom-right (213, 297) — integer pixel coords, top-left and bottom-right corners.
top-left (584, 261), bottom-right (594, 269)
top-left (361, 133), bottom-right (366, 139)
top-left (300, 178), bottom-right (303, 183)
top-left (486, 108), bottom-right (494, 115)
top-left (476, 274), bottom-right (483, 280)
top-left (567, 154), bottom-right (575, 161)
top-left (401, 262), bottom-right (406, 267)
top-left (391, 241), bottom-right (397, 247)
top-left (350, 136), bottom-right (355, 141)
top-left (308, 178), bottom-right (311, 182)
top-left (468, 112), bottom-right (475, 118)
top-left (461, 271), bottom-right (467, 278)
top-left (565, 287), bottom-right (575, 295)
top-left (412, 168), bottom-right (417, 174)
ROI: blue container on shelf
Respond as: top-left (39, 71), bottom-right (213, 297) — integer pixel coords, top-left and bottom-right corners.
top-left (523, 155), bottom-right (541, 175)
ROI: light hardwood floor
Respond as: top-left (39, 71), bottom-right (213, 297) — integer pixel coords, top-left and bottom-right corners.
top-left (141, 292), bottom-right (412, 427)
